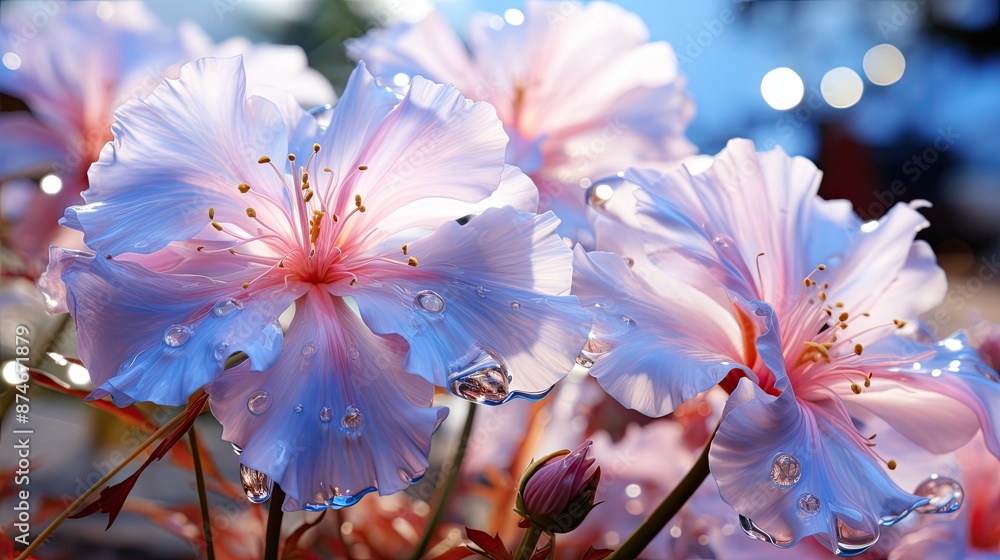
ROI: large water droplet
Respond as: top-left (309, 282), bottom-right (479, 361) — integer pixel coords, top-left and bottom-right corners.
top-left (834, 516), bottom-right (879, 556)
top-left (214, 298), bottom-right (244, 317)
top-left (240, 464), bottom-right (272, 503)
top-left (510, 301), bottom-right (521, 311)
top-left (798, 493), bottom-right (820, 515)
top-left (341, 405), bottom-right (365, 436)
top-left (914, 475), bottom-right (964, 514)
top-left (618, 314), bottom-right (638, 330)
top-left (448, 345), bottom-right (510, 404)
top-left (576, 334), bottom-right (612, 369)
top-left (319, 407), bottom-right (333, 422)
top-left (163, 324), bottom-right (193, 347)
top-left (770, 453), bottom-right (802, 487)
top-left (739, 516), bottom-right (792, 546)
top-left (247, 391), bottom-right (271, 415)
top-left (214, 342), bottom-right (231, 362)
top-left (414, 290), bottom-right (445, 313)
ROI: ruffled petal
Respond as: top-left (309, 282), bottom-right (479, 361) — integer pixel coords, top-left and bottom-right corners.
top-left (345, 206), bottom-right (590, 399)
top-left (711, 302), bottom-right (925, 554)
top-left (208, 287), bottom-right (446, 510)
top-left (320, 68), bottom-right (509, 248)
top-left (0, 114), bottom-right (66, 178)
top-left (572, 248), bottom-right (747, 416)
top-left (846, 332), bottom-right (1000, 457)
top-left (71, 56), bottom-right (294, 255)
top-left (39, 247), bottom-right (301, 406)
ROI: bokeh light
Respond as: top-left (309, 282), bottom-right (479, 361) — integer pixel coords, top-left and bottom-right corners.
top-left (760, 67), bottom-right (804, 110)
top-left (40, 174), bottom-right (63, 195)
top-left (863, 44), bottom-right (906, 86)
top-left (821, 67), bottom-right (864, 109)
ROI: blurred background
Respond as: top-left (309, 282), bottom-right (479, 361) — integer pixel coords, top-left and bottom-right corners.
top-left (2, 1), bottom-right (999, 558)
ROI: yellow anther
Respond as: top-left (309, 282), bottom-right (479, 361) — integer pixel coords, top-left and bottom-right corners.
top-left (212, 222), bottom-right (223, 231)
top-left (840, 322), bottom-right (849, 329)
top-left (242, 282), bottom-right (250, 289)
top-left (401, 244), bottom-right (408, 255)
top-left (887, 460), bottom-right (897, 470)
top-left (246, 208), bottom-right (257, 218)
top-left (323, 167), bottom-right (332, 172)
top-left (302, 171), bottom-right (309, 183)
top-left (258, 156), bottom-right (271, 164)
top-left (839, 312), bottom-right (849, 322)
top-left (304, 190), bottom-right (314, 202)
top-left (864, 378), bottom-right (871, 388)
top-left (229, 248), bottom-right (237, 255)
top-left (302, 182), bottom-right (310, 191)
top-left (287, 153), bottom-right (296, 162)
top-left (313, 143), bottom-right (321, 153)
top-left (893, 319), bottom-right (906, 328)
top-left (238, 183), bottom-right (251, 193)
top-left (208, 207), bottom-right (215, 219)
top-left (851, 383), bottom-right (862, 394)
top-left (407, 257), bottom-right (418, 267)
top-left (358, 205), bottom-right (366, 213)
top-left (358, 165), bottom-right (369, 171)
top-left (854, 343), bottom-right (864, 356)
top-left (819, 292), bottom-right (827, 302)
top-left (817, 264), bottom-right (826, 270)
top-left (355, 194), bottom-right (362, 207)
top-left (835, 301), bottom-right (845, 308)
top-left (802, 341), bottom-right (831, 361)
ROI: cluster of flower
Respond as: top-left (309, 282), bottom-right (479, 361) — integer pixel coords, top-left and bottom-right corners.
top-left (1, 2), bottom-right (997, 558)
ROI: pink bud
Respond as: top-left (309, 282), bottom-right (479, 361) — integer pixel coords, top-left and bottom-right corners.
top-left (520, 440), bottom-right (599, 530)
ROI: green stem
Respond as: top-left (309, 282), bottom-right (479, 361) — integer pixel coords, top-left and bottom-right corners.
top-left (188, 427), bottom-right (215, 560)
top-left (512, 524), bottom-right (543, 560)
top-left (264, 483), bottom-right (286, 560)
top-left (410, 401), bottom-right (478, 559)
top-left (606, 426), bottom-right (716, 559)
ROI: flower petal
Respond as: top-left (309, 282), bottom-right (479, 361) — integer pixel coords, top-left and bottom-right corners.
top-left (70, 56), bottom-right (293, 255)
top-left (208, 287), bottom-right (446, 510)
top-left (711, 302), bottom-right (924, 554)
top-left (40, 247), bottom-right (300, 406)
top-left (572, 248), bottom-right (747, 416)
top-left (345, 206), bottom-right (590, 398)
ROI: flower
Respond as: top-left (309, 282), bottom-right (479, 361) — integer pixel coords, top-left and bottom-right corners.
top-left (0, 1), bottom-right (333, 262)
top-left (40, 56), bottom-right (591, 510)
top-left (517, 440), bottom-right (600, 533)
top-left (572, 139), bottom-right (1000, 553)
top-left (346, 0), bottom-right (694, 246)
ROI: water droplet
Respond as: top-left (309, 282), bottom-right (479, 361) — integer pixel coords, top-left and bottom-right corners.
top-left (239, 464), bottom-right (272, 503)
top-left (341, 405), bottom-right (365, 436)
top-left (476, 285), bottom-right (488, 298)
top-left (398, 469), bottom-right (412, 484)
top-left (214, 342), bottom-right (231, 362)
top-left (510, 301), bottom-right (521, 311)
top-left (739, 516), bottom-right (792, 546)
top-left (798, 493), bottom-right (820, 515)
top-left (448, 345), bottom-right (510, 404)
top-left (247, 391), bottom-right (271, 415)
top-left (302, 342), bottom-right (318, 356)
top-left (834, 516), bottom-right (878, 555)
top-left (231, 443), bottom-right (243, 455)
top-left (770, 453), bottom-right (802, 487)
top-left (623, 257), bottom-right (635, 268)
top-left (914, 476), bottom-right (964, 514)
top-left (214, 298), bottom-right (244, 317)
top-left (348, 346), bottom-right (360, 361)
top-left (712, 235), bottom-right (732, 248)
top-left (618, 314), bottom-right (638, 330)
top-left (585, 177), bottom-right (633, 208)
top-left (576, 334), bottom-right (612, 369)
top-left (414, 290), bottom-right (445, 313)
top-left (294, 404), bottom-right (303, 413)
top-left (319, 407), bottom-right (333, 422)
top-left (163, 324), bottom-right (193, 347)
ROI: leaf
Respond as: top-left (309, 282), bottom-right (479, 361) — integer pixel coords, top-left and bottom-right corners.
top-left (466, 527), bottom-right (512, 560)
top-left (281, 510), bottom-right (327, 560)
top-left (69, 393), bottom-right (209, 529)
top-left (581, 547), bottom-right (613, 560)
top-left (30, 368), bottom-right (151, 429)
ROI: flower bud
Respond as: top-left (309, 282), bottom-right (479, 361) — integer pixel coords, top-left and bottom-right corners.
top-left (515, 440), bottom-right (601, 533)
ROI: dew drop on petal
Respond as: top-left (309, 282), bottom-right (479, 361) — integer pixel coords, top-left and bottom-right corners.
top-left (348, 346), bottom-right (360, 362)
top-left (770, 453), bottom-right (802, 487)
top-left (619, 314), bottom-right (638, 330)
top-left (294, 404), bottom-right (303, 413)
top-left (247, 391), bottom-right (271, 415)
top-left (448, 345), bottom-right (510, 404)
top-left (510, 301), bottom-right (521, 311)
top-left (163, 324), bottom-right (193, 347)
top-left (834, 516), bottom-right (879, 555)
top-left (319, 407), bottom-right (333, 422)
top-left (302, 342), bottom-right (318, 356)
top-left (414, 290), bottom-right (445, 313)
top-left (739, 516), bottom-right (792, 546)
top-left (214, 342), bottom-right (231, 362)
top-left (712, 235), bottom-right (731, 248)
top-left (798, 493), bottom-right (821, 515)
top-left (341, 405), bottom-right (365, 436)
top-left (476, 285), bottom-right (488, 298)
top-left (914, 476), bottom-right (964, 514)
top-left (214, 298), bottom-right (244, 317)
top-left (239, 464), bottom-right (272, 503)
top-left (576, 333), bottom-right (612, 368)
top-left (231, 443), bottom-right (243, 455)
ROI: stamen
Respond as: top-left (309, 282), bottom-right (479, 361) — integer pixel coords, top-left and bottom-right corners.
top-left (893, 319), bottom-right (906, 328)
top-left (212, 222), bottom-right (223, 231)
top-left (358, 165), bottom-right (369, 171)
top-left (105, 254), bottom-right (113, 259)
top-left (196, 246), bottom-right (205, 251)
top-left (755, 252), bottom-right (766, 295)
top-left (287, 154), bottom-right (296, 162)
top-left (229, 248), bottom-right (237, 255)
top-left (246, 208), bottom-right (257, 218)
top-left (851, 383), bottom-right (862, 394)
top-left (303, 190), bottom-right (314, 202)
top-left (835, 301), bottom-right (845, 308)
top-left (401, 244), bottom-right (408, 255)
top-left (355, 194), bottom-right (363, 207)
top-left (208, 207), bottom-right (215, 219)
top-left (817, 264), bottom-right (826, 270)
top-left (839, 312), bottom-right (849, 322)
top-left (854, 343), bottom-right (864, 356)
top-left (408, 257), bottom-right (418, 267)
top-left (802, 341), bottom-right (831, 361)
top-left (864, 372), bottom-right (873, 387)
top-left (258, 156), bottom-right (271, 164)
top-left (313, 144), bottom-right (321, 153)
top-left (242, 282), bottom-right (250, 289)
top-left (238, 183), bottom-right (251, 193)
top-left (887, 460), bottom-right (897, 470)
